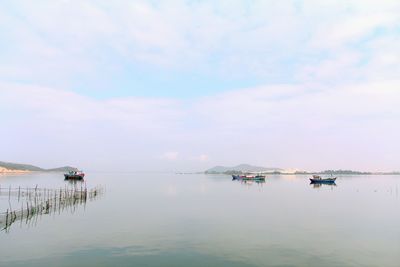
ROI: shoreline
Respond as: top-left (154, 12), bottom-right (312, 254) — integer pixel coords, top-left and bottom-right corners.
top-left (0, 167), bottom-right (31, 174)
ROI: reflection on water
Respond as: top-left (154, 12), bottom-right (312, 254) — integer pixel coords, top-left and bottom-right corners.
top-left (64, 178), bottom-right (86, 185)
top-left (310, 182), bottom-right (337, 189)
top-left (232, 178), bottom-right (265, 187)
top-left (0, 181), bottom-right (103, 232)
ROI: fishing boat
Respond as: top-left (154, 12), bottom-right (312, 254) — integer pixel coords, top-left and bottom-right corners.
top-left (232, 174), bottom-right (266, 181)
top-left (232, 175), bottom-right (240, 180)
top-left (64, 171), bottom-right (85, 180)
top-left (309, 175), bottom-right (336, 184)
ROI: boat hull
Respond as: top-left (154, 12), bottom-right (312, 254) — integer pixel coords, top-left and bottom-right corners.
top-left (309, 178), bottom-right (336, 183)
top-left (232, 175), bottom-right (265, 181)
top-left (64, 174), bottom-right (84, 180)
top-left (242, 177), bottom-right (265, 181)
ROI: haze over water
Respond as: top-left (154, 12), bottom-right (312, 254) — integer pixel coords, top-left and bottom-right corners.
top-left (0, 173), bottom-right (399, 267)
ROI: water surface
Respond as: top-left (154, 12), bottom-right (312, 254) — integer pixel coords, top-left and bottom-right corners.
top-left (0, 173), bottom-right (399, 267)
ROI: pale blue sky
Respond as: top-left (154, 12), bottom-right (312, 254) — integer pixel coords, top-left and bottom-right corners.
top-left (0, 0), bottom-right (399, 171)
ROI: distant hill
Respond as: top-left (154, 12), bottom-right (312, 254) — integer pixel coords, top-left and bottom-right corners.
top-left (0, 161), bottom-right (78, 173)
top-left (320, 169), bottom-right (371, 175)
top-left (46, 166), bottom-right (79, 172)
top-left (205, 164), bottom-right (283, 174)
top-left (0, 161), bottom-right (43, 171)
top-left (205, 165), bottom-right (400, 175)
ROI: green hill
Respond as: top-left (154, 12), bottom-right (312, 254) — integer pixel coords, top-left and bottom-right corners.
top-left (0, 161), bottom-right (78, 172)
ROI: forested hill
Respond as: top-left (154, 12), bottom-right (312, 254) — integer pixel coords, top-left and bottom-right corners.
top-left (0, 161), bottom-right (78, 172)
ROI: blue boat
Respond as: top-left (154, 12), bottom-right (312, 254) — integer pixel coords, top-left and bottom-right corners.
top-left (232, 174), bottom-right (266, 181)
top-left (309, 175), bottom-right (336, 184)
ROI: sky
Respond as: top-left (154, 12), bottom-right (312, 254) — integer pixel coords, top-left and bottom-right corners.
top-left (0, 0), bottom-right (399, 172)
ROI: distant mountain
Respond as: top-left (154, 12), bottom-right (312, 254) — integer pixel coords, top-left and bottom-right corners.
top-left (205, 164), bottom-right (283, 174)
top-left (204, 165), bottom-right (400, 175)
top-left (0, 161), bottom-right (78, 173)
top-left (46, 166), bottom-right (79, 172)
top-left (0, 161), bottom-right (44, 171)
top-left (319, 169), bottom-right (372, 175)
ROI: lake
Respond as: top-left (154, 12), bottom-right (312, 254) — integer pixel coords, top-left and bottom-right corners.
top-left (0, 173), bottom-right (399, 267)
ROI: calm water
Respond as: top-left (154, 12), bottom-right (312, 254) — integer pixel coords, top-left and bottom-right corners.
top-left (0, 173), bottom-right (399, 267)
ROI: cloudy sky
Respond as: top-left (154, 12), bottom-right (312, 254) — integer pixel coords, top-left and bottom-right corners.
top-left (1, 0), bottom-right (399, 172)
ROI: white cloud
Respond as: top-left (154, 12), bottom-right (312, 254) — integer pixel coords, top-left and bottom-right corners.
top-left (198, 155), bottom-right (209, 162)
top-left (1, 80), bottom-right (400, 171)
top-left (311, 13), bottom-right (398, 49)
top-left (296, 50), bottom-right (363, 83)
top-left (1, 0), bottom-right (398, 83)
top-left (0, 82), bottom-right (183, 127)
top-left (0, 82), bottom-right (184, 171)
top-left (161, 152), bottom-right (179, 161)
top-left (1, 1), bottom-right (400, 171)
top-left (190, 81), bottom-right (400, 171)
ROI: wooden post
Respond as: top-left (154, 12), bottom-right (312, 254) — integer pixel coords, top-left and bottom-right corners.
top-left (5, 209), bottom-right (8, 227)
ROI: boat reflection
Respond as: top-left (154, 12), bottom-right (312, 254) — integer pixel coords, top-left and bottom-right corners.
top-left (64, 178), bottom-right (85, 185)
top-left (232, 178), bottom-right (265, 186)
top-left (310, 182), bottom-right (337, 189)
